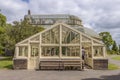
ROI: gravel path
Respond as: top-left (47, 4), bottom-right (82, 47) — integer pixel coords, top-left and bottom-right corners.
top-left (0, 69), bottom-right (120, 80)
top-left (108, 55), bottom-right (120, 67)
top-left (0, 56), bottom-right (6, 60)
top-left (0, 55), bottom-right (120, 80)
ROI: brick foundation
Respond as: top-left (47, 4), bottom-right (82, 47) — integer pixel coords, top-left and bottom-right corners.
top-left (93, 59), bottom-right (108, 70)
top-left (13, 58), bottom-right (28, 69)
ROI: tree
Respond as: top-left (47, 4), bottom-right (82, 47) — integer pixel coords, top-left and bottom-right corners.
top-left (4, 24), bottom-right (15, 50)
top-left (12, 20), bottom-right (44, 43)
top-left (0, 13), bottom-right (6, 27)
top-left (4, 20), bottom-right (44, 55)
top-left (99, 32), bottom-right (114, 51)
top-left (112, 41), bottom-right (118, 54)
top-left (0, 13), bottom-right (6, 55)
top-left (0, 13), bottom-right (45, 56)
top-left (118, 45), bottom-right (120, 54)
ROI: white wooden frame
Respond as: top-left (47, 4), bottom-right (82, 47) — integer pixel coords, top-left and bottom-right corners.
top-left (15, 23), bottom-right (106, 69)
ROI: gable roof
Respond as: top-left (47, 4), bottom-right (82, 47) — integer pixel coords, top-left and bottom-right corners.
top-left (16, 23), bottom-right (104, 46)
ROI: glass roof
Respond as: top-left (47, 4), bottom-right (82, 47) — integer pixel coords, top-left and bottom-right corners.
top-left (25, 14), bottom-right (81, 20)
top-left (72, 25), bottom-right (100, 38)
top-left (24, 14), bottom-right (99, 39)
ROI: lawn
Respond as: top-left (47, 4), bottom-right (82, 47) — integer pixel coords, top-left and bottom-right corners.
top-left (112, 55), bottom-right (120, 61)
top-left (0, 57), bottom-right (13, 69)
top-left (108, 63), bottom-right (119, 70)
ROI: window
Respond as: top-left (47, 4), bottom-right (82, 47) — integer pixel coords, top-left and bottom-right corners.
top-left (19, 46), bottom-right (28, 57)
top-left (19, 47), bottom-right (22, 56)
top-left (82, 35), bottom-right (91, 42)
top-left (62, 46), bottom-right (80, 57)
top-left (62, 26), bottom-right (80, 44)
top-left (31, 48), bottom-right (38, 57)
top-left (82, 43), bottom-right (92, 58)
top-left (31, 44), bottom-right (39, 57)
top-left (94, 47), bottom-right (103, 57)
top-left (42, 46), bottom-right (59, 57)
top-left (42, 26), bottom-right (59, 44)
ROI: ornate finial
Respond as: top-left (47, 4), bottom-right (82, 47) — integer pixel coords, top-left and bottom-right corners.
top-left (28, 10), bottom-right (31, 15)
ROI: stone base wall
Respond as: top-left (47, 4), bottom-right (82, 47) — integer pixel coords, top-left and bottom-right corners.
top-left (93, 59), bottom-right (108, 70)
top-left (13, 58), bottom-right (27, 69)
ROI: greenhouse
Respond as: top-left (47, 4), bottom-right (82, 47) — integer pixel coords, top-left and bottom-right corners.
top-left (13, 23), bottom-right (108, 70)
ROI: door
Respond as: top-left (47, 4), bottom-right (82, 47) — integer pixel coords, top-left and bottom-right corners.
top-left (30, 46), bottom-right (39, 69)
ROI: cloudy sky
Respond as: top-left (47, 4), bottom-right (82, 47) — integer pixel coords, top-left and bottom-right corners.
top-left (0, 0), bottom-right (120, 44)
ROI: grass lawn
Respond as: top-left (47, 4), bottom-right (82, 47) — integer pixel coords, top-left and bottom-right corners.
top-left (112, 55), bottom-right (120, 61)
top-left (108, 63), bottom-right (120, 70)
top-left (0, 57), bottom-right (13, 69)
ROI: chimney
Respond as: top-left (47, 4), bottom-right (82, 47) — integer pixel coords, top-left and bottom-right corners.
top-left (28, 10), bottom-right (31, 15)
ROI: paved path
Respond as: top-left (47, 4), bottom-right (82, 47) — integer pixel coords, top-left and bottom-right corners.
top-left (0, 69), bottom-right (120, 80)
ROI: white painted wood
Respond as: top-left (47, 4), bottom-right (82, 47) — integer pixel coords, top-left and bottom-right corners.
top-left (39, 34), bottom-right (41, 58)
top-left (41, 44), bottom-right (59, 46)
top-left (16, 23), bottom-right (103, 46)
top-left (16, 44), bottom-right (28, 46)
top-left (22, 47), bottom-right (24, 56)
top-left (91, 40), bottom-right (94, 58)
top-left (59, 24), bottom-right (62, 59)
top-left (27, 40), bottom-right (31, 69)
top-left (80, 34), bottom-right (82, 58)
top-left (15, 46), bottom-right (19, 58)
top-left (103, 47), bottom-right (106, 57)
top-left (15, 23), bottom-right (107, 70)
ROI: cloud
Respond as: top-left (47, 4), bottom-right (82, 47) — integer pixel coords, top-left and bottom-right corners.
top-left (0, 0), bottom-right (28, 22)
top-left (0, 0), bottom-right (120, 44)
top-left (22, 0), bottom-right (29, 3)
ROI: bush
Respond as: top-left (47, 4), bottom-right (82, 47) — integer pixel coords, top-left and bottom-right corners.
top-left (107, 50), bottom-right (118, 55)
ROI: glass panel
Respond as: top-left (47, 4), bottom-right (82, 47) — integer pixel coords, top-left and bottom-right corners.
top-left (62, 26), bottom-right (80, 44)
top-left (42, 46), bottom-right (59, 56)
top-left (21, 41), bottom-right (28, 44)
top-left (93, 41), bottom-right (99, 44)
top-left (82, 43), bottom-right (92, 58)
top-left (82, 35), bottom-right (91, 42)
top-left (42, 26), bottom-right (59, 44)
top-left (31, 44), bottom-right (39, 57)
top-left (93, 40), bottom-right (102, 44)
top-left (24, 47), bottom-right (28, 57)
top-left (94, 47), bottom-right (103, 57)
top-left (62, 46), bottom-right (80, 57)
top-left (30, 35), bottom-right (39, 41)
top-left (19, 46), bottom-right (28, 57)
top-left (19, 47), bottom-right (22, 56)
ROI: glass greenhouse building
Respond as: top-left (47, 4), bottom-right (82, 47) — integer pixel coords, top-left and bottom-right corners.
top-left (13, 12), bottom-right (108, 70)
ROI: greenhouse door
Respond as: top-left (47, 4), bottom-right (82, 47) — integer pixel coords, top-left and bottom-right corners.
top-left (30, 47), bottom-right (39, 69)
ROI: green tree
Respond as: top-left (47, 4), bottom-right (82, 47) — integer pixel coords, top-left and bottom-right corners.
top-left (112, 41), bottom-right (118, 54)
top-left (0, 13), bottom-right (6, 55)
top-left (4, 24), bottom-right (15, 50)
top-left (99, 32), bottom-right (114, 50)
top-left (4, 20), bottom-right (44, 54)
top-left (0, 13), bottom-right (6, 26)
top-left (118, 45), bottom-right (120, 54)
top-left (0, 13), bottom-right (44, 55)
top-left (12, 20), bottom-right (44, 43)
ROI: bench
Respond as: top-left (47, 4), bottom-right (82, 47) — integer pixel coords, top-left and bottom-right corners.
top-left (39, 60), bottom-right (63, 70)
top-left (61, 59), bottom-right (82, 70)
top-left (39, 59), bottom-right (83, 70)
